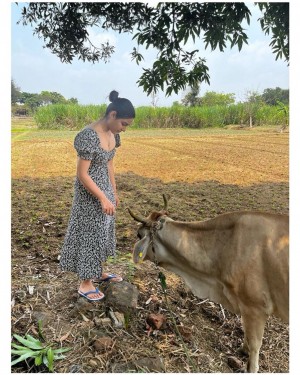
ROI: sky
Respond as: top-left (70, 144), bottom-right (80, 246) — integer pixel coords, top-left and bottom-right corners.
top-left (10, 2), bottom-right (290, 107)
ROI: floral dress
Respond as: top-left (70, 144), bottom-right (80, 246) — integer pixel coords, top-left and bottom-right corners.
top-left (60, 127), bottom-right (120, 280)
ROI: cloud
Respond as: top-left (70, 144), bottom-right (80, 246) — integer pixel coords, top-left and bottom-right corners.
top-left (227, 40), bottom-right (273, 66)
top-left (86, 28), bottom-right (117, 48)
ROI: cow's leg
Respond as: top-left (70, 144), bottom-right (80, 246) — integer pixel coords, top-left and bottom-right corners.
top-left (238, 340), bottom-right (249, 356)
top-left (240, 310), bottom-right (267, 373)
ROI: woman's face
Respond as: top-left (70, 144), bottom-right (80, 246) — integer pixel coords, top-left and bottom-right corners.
top-left (107, 111), bottom-right (133, 134)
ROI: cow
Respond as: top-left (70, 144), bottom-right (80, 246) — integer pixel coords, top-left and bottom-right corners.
top-left (128, 195), bottom-right (289, 373)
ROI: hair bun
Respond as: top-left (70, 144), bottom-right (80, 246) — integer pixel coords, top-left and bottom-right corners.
top-left (109, 90), bottom-right (119, 103)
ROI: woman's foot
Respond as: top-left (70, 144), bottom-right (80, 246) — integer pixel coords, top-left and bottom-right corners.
top-left (78, 280), bottom-right (104, 301)
top-left (97, 273), bottom-right (123, 282)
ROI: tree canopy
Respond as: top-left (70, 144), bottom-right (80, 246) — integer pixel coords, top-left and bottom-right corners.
top-left (11, 79), bottom-right (79, 111)
top-left (17, 2), bottom-right (289, 96)
top-left (11, 79), bottom-right (21, 104)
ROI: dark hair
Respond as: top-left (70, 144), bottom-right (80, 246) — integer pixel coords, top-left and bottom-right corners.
top-left (105, 90), bottom-right (135, 119)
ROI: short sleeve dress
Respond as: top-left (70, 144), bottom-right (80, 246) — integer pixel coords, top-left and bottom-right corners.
top-left (60, 127), bottom-right (121, 280)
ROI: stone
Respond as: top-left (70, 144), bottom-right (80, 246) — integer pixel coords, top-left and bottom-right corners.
top-left (134, 356), bottom-right (165, 372)
top-left (227, 356), bottom-right (244, 370)
top-left (104, 281), bottom-right (139, 312)
top-left (93, 337), bottom-right (115, 352)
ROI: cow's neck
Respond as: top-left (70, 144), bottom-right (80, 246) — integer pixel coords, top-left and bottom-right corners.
top-left (152, 220), bottom-right (237, 312)
top-left (154, 220), bottom-right (220, 276)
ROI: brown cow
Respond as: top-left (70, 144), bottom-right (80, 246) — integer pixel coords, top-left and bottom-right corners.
top-left (129, 195), bottom-right (289, 373)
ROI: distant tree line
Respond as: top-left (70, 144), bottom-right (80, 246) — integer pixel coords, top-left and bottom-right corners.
top-left (171, 85), bottom-right (288, 129)
top-left (11, 79), bottom-right (78, 115)
top-left (179, 86), bottom-right (289, 107)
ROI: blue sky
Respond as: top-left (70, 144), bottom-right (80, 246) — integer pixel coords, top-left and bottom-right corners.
top-left (11, 2), bottom-right (289, 107)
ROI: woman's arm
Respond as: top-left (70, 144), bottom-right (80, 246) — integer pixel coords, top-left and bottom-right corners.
top-left (77, 157), bottom-right (115, 215)
top-left (107, 158), bottom-right (119, 207)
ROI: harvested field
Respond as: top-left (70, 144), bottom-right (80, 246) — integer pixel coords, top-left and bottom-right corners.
top-left (11, 122), bottom-right (289, 373)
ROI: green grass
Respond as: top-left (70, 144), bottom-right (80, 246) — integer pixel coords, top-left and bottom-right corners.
top-left (30, 103), bottom-right (288, 130)
top-left (12, 117), bottom-right (283, 142)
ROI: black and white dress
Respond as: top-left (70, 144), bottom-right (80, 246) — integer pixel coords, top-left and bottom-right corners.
top-left (60, 127), bottom-right (120, 280)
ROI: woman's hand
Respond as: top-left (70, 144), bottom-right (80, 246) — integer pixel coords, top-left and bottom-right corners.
top-left (100, 196), bottom-right (115, 216)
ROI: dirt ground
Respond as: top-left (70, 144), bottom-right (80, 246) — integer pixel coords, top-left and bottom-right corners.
top-left (11, 125), bottom-right (289, 373)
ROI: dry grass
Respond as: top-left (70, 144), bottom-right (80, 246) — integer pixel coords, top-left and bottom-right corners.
top-left (12, 126), bottom-right (288, 185)
top-left (11, 122), bottom-right (289, 373)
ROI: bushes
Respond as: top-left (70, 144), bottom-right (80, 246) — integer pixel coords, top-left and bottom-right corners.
top-left (34, 104), bottom-right (106, 130)
top-left (34, 103), bottom-right (288, 130)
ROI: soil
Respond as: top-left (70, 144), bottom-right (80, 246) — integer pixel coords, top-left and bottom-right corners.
top-left (11, 172), bottom-right (289, 373)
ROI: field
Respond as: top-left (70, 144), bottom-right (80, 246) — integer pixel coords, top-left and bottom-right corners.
top-left (11, 118), bottom-right (289, 373)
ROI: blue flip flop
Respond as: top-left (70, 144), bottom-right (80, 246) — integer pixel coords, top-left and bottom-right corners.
top-left (98, 273), bottom-right (123, 283)
top-left (78, 287), bottom-right (105, 301)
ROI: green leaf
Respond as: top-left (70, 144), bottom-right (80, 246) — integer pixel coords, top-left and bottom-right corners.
top-left (43, 354), bottom-right (49, 367)
top-left (35, 354), bottom-right (43, 366)
top-left (54, 354), bottom-right (66, 360)
top-left (13, 334), bottom-right (43, 350)
top-left (53, 347), bottom-right (71, 354)
top-left (38, 319), bottom-right (46, 341)
top-left (47, 347), bottom-right (54, 372)
top-left (25, 334), bottom-right (42, 345)
top-left (11, 351), bottom-right (39, 366)
top-left (11, 343), bottom-right (31, 351)
top-left (11, 348), bottom-right (33, 355)
top-left (158, 271), bottom-right (167, 291)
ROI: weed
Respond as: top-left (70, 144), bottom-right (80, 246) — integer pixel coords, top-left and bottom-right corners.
top-left (11, 321), bottom-right (71, 372)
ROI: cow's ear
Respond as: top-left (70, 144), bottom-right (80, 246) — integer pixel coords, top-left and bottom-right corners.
top-left (133, 235), bottom-right (151, 263)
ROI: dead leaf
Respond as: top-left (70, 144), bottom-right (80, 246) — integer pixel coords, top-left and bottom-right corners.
top-left (59, 330), bottom-right (72, 342)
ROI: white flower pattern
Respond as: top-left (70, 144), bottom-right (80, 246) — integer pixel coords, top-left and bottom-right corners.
top-left (60, 127), bottom-right (120, 280)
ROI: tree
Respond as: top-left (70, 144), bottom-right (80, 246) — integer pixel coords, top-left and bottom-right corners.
top-left (276, 100), bottom-right (289, 132)
top-left (261, 87), bottom-right (289, 106)
top-left (39, 91), bottom-right (67, 105)
top-left (182, 84), bottom-right (200, 107)
top-left (11, 79), bottom-right (21, 104)
top-left (256, 3), bottom-right (289, 62)
top-left (19, 92), bottom-right (43, 111)
top-left (243, 90), bottom-right (264, 127)
top-left (68, 97), bottom-right (79, 104)
top-left (200, 91), bottom-right (235, 106)
top-left (17, 2), bottom-right (289, 96)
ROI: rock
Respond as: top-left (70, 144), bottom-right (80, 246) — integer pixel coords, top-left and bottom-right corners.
top-left (228, 356), bottom-right (244, 370)
top-left (146, 313), bottom-right (167, 330)
top-left (89, 359), bottom-right (98, 368)
top-left (93, 337), bottom-right (115, 352)
top-left (104, 281), bottom-right (139, 312)
top-left (31, 310), bottom-right (53, 326)
top-left (111, 356), bottom-right (165, 373)
top-left (109, 310), bottom-right (125, 328)
top-left (134, 356), bottom-right (165, 372)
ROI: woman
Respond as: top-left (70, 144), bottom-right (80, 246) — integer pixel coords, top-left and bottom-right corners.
top-left (60, 90), bottom-right (135, 301)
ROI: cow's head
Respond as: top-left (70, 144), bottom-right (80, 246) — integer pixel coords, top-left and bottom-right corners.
top-left (128, 194), bottom-right (170, 264)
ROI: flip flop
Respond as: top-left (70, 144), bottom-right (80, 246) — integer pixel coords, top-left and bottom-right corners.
top-left (96, 273), bottom-right (123, 283)
top-left (78, 287), bottom-right (105, 301)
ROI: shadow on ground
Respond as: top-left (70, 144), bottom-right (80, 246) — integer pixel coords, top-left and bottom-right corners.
top-left (11, 173), bottom-right (289, 373)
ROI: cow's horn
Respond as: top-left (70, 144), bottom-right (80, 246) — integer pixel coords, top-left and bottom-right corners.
top-left (162, 194), bottom-right (169, 211)
top-left (128, 208), bottom-right (150, 225)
